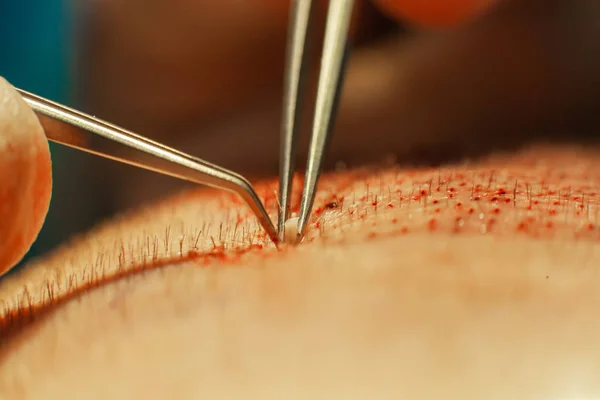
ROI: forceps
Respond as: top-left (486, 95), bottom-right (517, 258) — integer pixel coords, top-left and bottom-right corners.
top-left (278, 0), bottom-right (354, 242)
top-left (16, 88), bottom-right (278, 243)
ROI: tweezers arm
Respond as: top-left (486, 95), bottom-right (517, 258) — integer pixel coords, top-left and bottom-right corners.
top-left (16, 88), bottom-right (279, 242)
top-left (17, 89), bottom-right (236, 191)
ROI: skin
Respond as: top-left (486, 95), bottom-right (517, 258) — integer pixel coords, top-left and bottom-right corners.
top-left (2, 144), bottom-right (600, 398)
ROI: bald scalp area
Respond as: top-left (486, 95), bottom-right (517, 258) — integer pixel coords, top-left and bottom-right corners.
top-left (1, 145), bottom-right (600, 398)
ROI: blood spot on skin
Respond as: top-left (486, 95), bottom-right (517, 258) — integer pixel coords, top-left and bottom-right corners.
top-left (428, 218), bottom-right (438, 232)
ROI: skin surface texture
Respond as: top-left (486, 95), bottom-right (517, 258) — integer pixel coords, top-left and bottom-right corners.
top-left (0, 79), bottom-right (52, 275)
top-left (1, 144), bottom-right (600, 399)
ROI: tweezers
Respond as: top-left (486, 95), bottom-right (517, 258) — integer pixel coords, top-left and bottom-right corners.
top-left (278, 0), bottom-right (354, 242)
top-left (16, 88), bottom-right (278, 243)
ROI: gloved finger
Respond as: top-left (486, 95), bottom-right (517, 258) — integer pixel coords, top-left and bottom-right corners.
top-left (0, 78), bottom-right (52, 275)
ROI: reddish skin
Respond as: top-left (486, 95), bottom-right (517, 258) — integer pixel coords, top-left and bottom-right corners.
top-left (0, 80), bottom-right (52, 275)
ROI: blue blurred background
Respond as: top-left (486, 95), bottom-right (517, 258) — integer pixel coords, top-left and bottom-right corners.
top-left (1, 1), bottom-right (69, 103)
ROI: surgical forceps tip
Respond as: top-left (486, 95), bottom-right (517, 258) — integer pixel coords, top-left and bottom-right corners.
top-left (234, 176), bottom-right (279, 243)
top-left (278, 0), bottom-right (354, 242)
